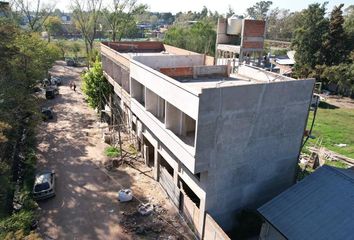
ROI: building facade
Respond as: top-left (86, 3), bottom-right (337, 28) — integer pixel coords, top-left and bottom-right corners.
top-left (100, 41), bottom-right (314, 238)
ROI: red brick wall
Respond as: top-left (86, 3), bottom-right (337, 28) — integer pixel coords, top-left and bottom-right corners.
top-left (160, 67), bottom-right (194, 77)
top-left (243, 20), bottom-right (266, 37)
top-left (102, 41), bottom-right (164, 52)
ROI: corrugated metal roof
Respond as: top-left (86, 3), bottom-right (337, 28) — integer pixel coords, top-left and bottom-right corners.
top-left (258, 165), bottom-right (354, 240)
top-left (275, 58), bottom-right (295, 65)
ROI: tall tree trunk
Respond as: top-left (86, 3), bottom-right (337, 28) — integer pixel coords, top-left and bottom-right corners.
top-left (112, 31), bottom-right (116, 42)
top-left (84, 40), bottom-right (90, 69)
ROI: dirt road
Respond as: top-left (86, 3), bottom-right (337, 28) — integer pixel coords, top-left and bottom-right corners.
top-left (36, 62), bottom-right (193, 240)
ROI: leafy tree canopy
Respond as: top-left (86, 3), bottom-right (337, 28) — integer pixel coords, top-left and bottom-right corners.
top-left (246, 1), bottom-right (273, 20)
top-left (82, 58), bottom-right (112, 110)
top-left (164, 21), bottom-right (216, 56)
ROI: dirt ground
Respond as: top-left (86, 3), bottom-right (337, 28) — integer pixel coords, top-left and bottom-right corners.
top-left (36, 61), bottom-right (195, 240)
top-left (321, 95), bottom-right (354, 109)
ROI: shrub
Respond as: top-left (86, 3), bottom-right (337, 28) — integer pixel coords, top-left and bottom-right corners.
top-left (0, 210), bottom-right (36, 239)
top-left (104, 146), bottom-right (121, 158)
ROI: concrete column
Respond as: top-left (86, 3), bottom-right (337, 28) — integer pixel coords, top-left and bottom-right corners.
top-left (173, 162), bottom-right (180, 186)
top-left (198, 198), bottom-right (207, 239)
top-left (153, 147), bottom-right (160, 181)
top-left (143, 144), bottom-right (149, 166)
top-left (239, 49), bottom-right (244, 64)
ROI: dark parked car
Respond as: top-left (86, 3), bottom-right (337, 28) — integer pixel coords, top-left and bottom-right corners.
top-left (41, 107), bottom-right (53, 120)
top-left (65, 58), bottom-right (77, 67)
top-left (33, 170), bottom-right (56, 200)
top-left (45, 89), bottom-right (56, 99)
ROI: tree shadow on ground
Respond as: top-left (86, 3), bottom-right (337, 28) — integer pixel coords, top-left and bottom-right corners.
top-left (318, 101), bottom-right (339, 109)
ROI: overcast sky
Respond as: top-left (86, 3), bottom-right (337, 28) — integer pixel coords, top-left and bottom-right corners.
top-left (56, 0), bottom-right (353, 14)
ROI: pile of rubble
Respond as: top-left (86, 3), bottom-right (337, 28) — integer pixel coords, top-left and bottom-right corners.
top-left (115, 190), bottom-right (180, 238)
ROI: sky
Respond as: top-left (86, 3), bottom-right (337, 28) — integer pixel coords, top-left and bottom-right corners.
top-left (56, 0), bottom-right (354, 14)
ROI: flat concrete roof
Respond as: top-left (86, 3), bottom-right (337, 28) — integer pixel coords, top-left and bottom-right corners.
top-left (176, 74), bottom-right (260, 93)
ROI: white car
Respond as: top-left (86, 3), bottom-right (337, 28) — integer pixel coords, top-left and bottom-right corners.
top-left (33, 170), bottom-right (56, 200)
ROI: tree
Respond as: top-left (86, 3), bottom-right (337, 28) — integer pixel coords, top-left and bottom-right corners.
top-left (186, 21), bottom-right (216, 55)
top-left (71, 0), bottom-right (102, 62)
top-left (164, 21), bottom-right (216, 56)
top-left (226, 5), bottom-right (235, 18)
top-left (102, 0), bottom-right (147, 41)
top-left (163, 25), bottom-right (187, 49)
top-left (82, 58), bottom-right (111, 110)
top-left (71, 42), bottom-right (81, 59)
top-left (55, 40), bottom-right (66, 59)
top-left (161, 12), bottom-right (174, 24)
top-left (344, 5), bottom-right (354, 54)
top-left (246, 1), bottom-right (273, 20)
top-left (323, 4), bottom-right (348, 65)
top-left (199, 6), bottom-right (208, 20)
top-left (0, 18), bottom-right (59, 222)
top-left (44, 16), bottom-right (63, 42)
top-left (11, 0), bottom-right (55, 31)
top-left (292, 3), bottom-right (329, 76)
top-left (266, 8), bottom-right (303, 41)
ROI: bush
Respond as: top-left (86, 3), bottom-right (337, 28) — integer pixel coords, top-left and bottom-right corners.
top-left (0, 210), bottom-right (36, 239)
top-left (82, 58), bottom-right (111, 110)
top-left (3, 230), bottom-right (41, 240)
top-left (104, 146), bottom-right (121, 158)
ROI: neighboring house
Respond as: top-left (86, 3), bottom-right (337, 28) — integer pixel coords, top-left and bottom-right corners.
top-left (100, 41), bottom-right (314, 238)
top-left (269, 51), bottom-right (295, 76)
top-left (60, 14), bottom-right (71, 24)
top-left (258, 165), bottom-right (354, 240)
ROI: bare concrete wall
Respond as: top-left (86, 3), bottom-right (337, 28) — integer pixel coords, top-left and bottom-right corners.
top-left (196, 79), bottom-right (315, 230)
top-left (132, 55), bottom-right (204, 70)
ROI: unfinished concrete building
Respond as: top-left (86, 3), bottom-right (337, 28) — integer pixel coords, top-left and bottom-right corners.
top-left (100, 40), bottom-right (314, 238)
top-left (216, 16), bottom-right (266, 71)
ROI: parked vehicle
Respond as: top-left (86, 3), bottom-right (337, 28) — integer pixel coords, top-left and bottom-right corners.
top-left (51, 77), bottom-right (62, 86)
top-left (45, 89), bottom-right (56, 99)
top-left (65, 58), bottom-right (77, 67)
top-left (33, 170), bottom-right (56, 200)
top-left (43, 78), bottom-right (51, 87)
top-left (41, 107), bottom-right (53, 120)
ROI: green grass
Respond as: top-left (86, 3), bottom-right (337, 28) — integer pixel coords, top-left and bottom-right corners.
top-left (53, 39), bottom-right (101, 59)
top-left (324, 160), bottom-right (349, 169)
top-left (305, 104), bottom-right (354, 159)
top-left (104, 146), bottom-right (121, 158)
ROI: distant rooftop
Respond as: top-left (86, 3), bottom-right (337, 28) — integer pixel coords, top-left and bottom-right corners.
top-left (258, 165), bottom-right (354, 240)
